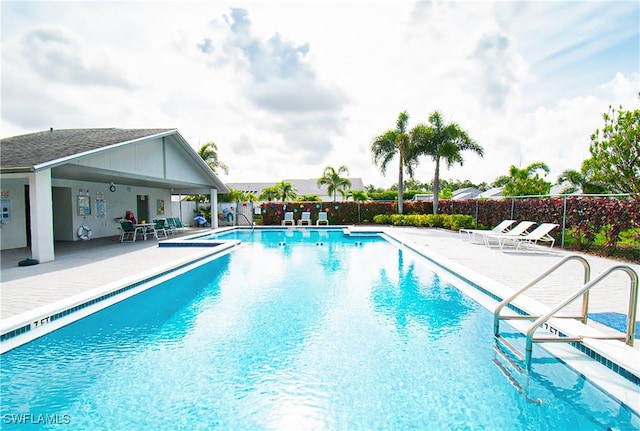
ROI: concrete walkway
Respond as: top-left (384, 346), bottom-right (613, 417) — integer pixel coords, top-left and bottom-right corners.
top-left (0, 230), bottom-right (214, 319)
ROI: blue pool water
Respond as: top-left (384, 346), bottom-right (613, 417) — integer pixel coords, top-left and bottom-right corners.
top-left (1, 229), bottom-right (638, 430)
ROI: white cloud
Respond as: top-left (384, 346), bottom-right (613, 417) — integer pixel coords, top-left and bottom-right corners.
top-left (1, 1), bottom-right (638, 189)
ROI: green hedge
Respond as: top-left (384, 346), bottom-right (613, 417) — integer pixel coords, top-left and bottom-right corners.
top-left (373, 213), bottom-right (474, 230)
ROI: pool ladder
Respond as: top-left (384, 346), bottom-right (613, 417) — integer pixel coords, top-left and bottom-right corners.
top-left (235, 213), bottom-right (254, 230)
top-left (493, 255), bottom-right (638, 371)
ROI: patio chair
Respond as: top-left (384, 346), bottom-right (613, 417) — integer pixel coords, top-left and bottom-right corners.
top-left (492, 223), bottom-right (559, 251)
top-left (316, 212), bottom-right (329, 226)
top-left (172, 217), bottom-right (185, 231)
top-left (119, 220), bottom-right (144, 243)
top-left (152, 219), bottom-right (168, 239)
top-left (282, 212), bottom-right (295, 226)
top-left (164, 217), bottom-right (177, 235)
top-left (298, 212), bottom-right (312, 226)
top-left (482, 221), bottom-right (536, 247)
top-left (459, 220), bottom-right (516, 243)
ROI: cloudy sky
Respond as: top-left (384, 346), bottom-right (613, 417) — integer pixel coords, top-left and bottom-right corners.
top-left (2, 1), bottom-right (638, 189)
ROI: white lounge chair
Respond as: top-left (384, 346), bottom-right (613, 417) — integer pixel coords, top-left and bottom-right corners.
top-left (491, 223), bottom-right (559, 251)
top-left (316, 212), bottom-right (329, 226)
top-left (460, 220), bottom-right (516, 243)
top-left (482, 221), bottom-right (536, 247)
top-left (298, 212), bottom-right (312, 226)
top-left (282, 212), bottom-right (295, 226)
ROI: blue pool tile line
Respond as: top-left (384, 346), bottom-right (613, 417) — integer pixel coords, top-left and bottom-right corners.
top-left (158, 241), bottom-right (225, 248)
top-left (0, 325), bottom-right (30, 342)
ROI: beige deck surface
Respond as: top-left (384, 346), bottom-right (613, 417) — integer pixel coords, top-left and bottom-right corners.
top-left (1, 226), bottom-right (638, 335)
top-left (0, 229), bottom-right (215, 319)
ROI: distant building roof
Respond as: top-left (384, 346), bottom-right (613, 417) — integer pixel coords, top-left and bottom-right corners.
top-left (478, 187), bottom-right (504, 199)
top-left (412, 194), bottom-right (433, 201)
top-left (550, 183), bottom-right (582, 196)
top-left (452, 187), bottom-right (482, 200)
top-left (227, 178), bottom-right (364, 199)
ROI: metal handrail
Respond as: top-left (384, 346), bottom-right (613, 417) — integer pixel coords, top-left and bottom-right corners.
top-left (234, 200), bottom-right (255, 230)
top-left (525, 264), bottom-right (639, 369)
top-left (236, 213), bottom-right (254, 230)
top-left (494, 255), bottom-right (591, 336)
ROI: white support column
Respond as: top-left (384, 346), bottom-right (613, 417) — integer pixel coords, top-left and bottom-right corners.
top-left (211, 188), bottom-right (218, 229)
top-left (29, 169), bottom-right (55, 262)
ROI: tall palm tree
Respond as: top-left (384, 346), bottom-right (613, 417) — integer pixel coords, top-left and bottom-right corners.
top-left (370, 111), bottom-right (418, 214)
top-left (198, 141), bottom-right (229, 175)
top-left (317, 165), bottom-right (352, 201)
top-left (275, 180), bottom-right (297, 202)
top-left (412, 110), bottom-right (483, 214)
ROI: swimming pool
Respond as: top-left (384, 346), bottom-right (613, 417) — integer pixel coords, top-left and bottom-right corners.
top-left (1, 229), bottom-right (639, 430)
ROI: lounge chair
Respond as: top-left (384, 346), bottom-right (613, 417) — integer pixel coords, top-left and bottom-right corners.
top-left (459, 220), bottom-right (516, 243)
top-left (173, 217), bottom-right (185, 231)
top-left (282, 212), bottom-right (295, 226)
top-left (482, 221), bottom-right (536, 247)
top-left (317, 212), bottom-right (329, 226)
top-left (298, 212), bottom-right (312, 226)
top-left (119, 220), bottom-right (144, 242)
top-left (490, 223), bottom-right (559, 251)
top-left (152, 219), bottom-right (168, 239)
top-left (164, 217), bottom-right (177, 234)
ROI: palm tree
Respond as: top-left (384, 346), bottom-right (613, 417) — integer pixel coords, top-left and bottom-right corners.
top-left (557, 163), bottom-right (609, 194)
top-left (259, 186), bottom-right (279, 202)
top-left (275, 180), bottom-right (297, 202)
top-left (370, 111), bottom-right (418, 214)
top-left (502, 162), bottom-right (551, 196)
top-left (317, 165), bottom-right (352, 201)
top-left (198, 141), bottom-right (229, 175)
top-left (348, 190), bottom-right (369, 201)
top-left (412, 110), bottom-right (483, 214)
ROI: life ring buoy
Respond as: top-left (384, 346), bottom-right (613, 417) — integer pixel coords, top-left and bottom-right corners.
top-left (77, 225), bottom-right (92, 240)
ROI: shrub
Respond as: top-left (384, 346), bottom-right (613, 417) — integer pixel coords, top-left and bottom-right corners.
top-left (373, 214), bottom-right (392, 224)
top-left (372, 213), bottom-right (475, 229)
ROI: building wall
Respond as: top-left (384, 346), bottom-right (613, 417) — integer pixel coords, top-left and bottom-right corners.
top-left (0, 177), bottom-right (176, 250)
top-left (170, 199), bottom-right (197, 226)
top-left (53, 179), bottom-right (173, 242)
top-left (0, 178), bottom-right (28, 250)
